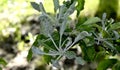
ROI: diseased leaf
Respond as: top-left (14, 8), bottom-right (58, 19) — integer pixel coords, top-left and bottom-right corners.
top-left (64, 51), bottom-right (76, 59)
top-left (53, 0), bottom-right (59, 12)
top-left (31, 2), bottom-right (40, 12)
top-left (75, 57), bottom-right (86, 65)
top-left (76, 0), bottom-right (85, 17)
top-left (83, 17), bottom-right (101, 25)
top-left (0, 58), bottom-right (7, 66)
top-left (27, 48), bottom-right (33, 61)
top-left (97, 59), bottom-right (117, 70)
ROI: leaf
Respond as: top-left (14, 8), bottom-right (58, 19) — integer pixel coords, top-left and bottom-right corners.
top-left (64, 51), bottom-right (76, 59)
top-left (76, 0), bottom-right (85, 17)
top-left (32, 34), bottom-right (47, 47)
top-left (53, 0), bottom-right (59, 12)
top-left (97, 59), bottom-right (117, 70)
top-left (0, 67), bottom-right (2, 70)
top-left (27, 48), bottom-right (33, 61)
top-left (51, 60), bottom-right (60, 68)
top-left (65, 37), bottom-right (72, 47)
top-left (103, 41), bottom-right (116, 51)
top-left (95, 51), bottom-right (106, 61)
top-left (75, 57), bottom-right (86, 65)
top-left (83, 17), bottom-right (101, 25)
top-left (39, 2), bottom-right (46, 13)
top-left (64, 1), bottom-right (76, 17)
top-left (60, 20), bottom-right (67, 36)
top-left (58, 5), bottom-right (67, 20)
top-left (112, 61), bottom-right (120, 70)
top-left (74, 31), bottom-right (91, 43)
top-left (111, 22), bottom-right (120, 30)
top-left (113, 31), bottom-right (120, 39)
top-left (32, 46), bottom-right (45, 55)
top-left (80, 42), bottom-right (96, 61)
top-left (40, 14), bottom-right (54, 37)
top-left (0, 58), bottom-right (7, 66)
top-left (31, 2), bottom-right (40, 12)
top-left (48, 50), bottom-right (60, 57)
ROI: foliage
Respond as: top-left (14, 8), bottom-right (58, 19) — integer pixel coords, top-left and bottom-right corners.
top-left (27, 0), bottom-right (120, 69)
top-left (0, 58), bottom-right (7, 70)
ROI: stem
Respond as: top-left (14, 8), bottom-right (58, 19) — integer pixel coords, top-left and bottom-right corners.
top-left (59, 35), bottom-right (62, 50)
top-left (61, 37), bottom-right (68, 47)
top-left (48, 34), bottom-right (60, 51)
top-left (64, 42), bottom-right (75, 52)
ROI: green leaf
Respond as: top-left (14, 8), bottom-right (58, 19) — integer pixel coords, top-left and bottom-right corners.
top-left (112, 61), bottom-right (120, 70)
top-left (53, 0), bottom-right (59, 12)
top-left (75, 57), bottom-right (86, 65)
top-left (48, 50), bottom-right (60, 56)
top-left (0, 67), bottom-right (2, 70)
top-left (74, 31), bottom-right (91, 43)
top-left (97, 59), bottom-right (117, 70)
top-left (76, 0), bottom-right (85, 17)
top-left (40, 14), bottom-right (54, 37)
top-left (27, 48), bottom-right (33, 61)
top-left (95, 51), bottom-right (106, 61)
top-left (51, 60), bottom-right (60, 68)
top-left (64, 51), bottom-right (76, 59)
top-left (32, 34), bottom-right (47, 47)
top-left (113, 31), bottom-right (120, 39)
top-left (43, 55), bottom-right (52, 64)
top-left (0, 58), bottom-right (7, 66)
top-left (31, 2), bottom-right (40, 12)
top-left (65, 37), bottom-right (72, 47)
top-left (110, 22), bottom-right (120, 30)
top-left (60, 19), bottom-right (67, 36)
top-left (80, 41), bottom-right (96, 61)
top-left (39, 2), bottom-right (46, 13)
top-left (32, 47), bottom-right (45, 55)
top-left (64, 1), bottom-right (76, 17)
top-left (83, 17), bottom-right (101, 25)
top-left (103, 41), bottom-right (116, 51)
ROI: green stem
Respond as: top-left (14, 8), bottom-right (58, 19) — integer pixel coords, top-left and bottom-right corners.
top-left (48, 34), bottom-right (59, 51)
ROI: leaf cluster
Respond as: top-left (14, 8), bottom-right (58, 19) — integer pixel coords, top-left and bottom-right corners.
top-left (27, 0), bottom-right (120, 69)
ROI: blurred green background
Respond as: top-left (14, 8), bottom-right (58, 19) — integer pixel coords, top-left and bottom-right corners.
top-left (0, 0), bottom-right (120, 70)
